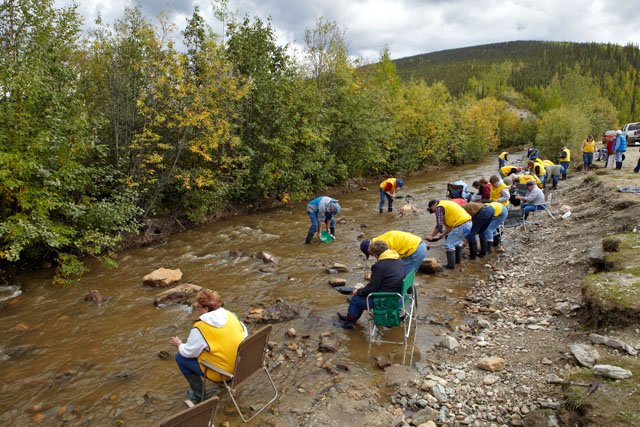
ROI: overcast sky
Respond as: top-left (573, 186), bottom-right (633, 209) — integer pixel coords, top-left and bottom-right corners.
top-left (56, 0), bottom-right (640, 62)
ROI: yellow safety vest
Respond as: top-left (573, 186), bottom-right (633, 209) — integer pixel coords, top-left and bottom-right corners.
top-left (373, 231), bottom-right (421, 258)
top-left (560, 148), bottom-right (571, 162)
top-left (489, 182), bottom-right (510, 207)
top-left (582, 140), bottom-right (596, 153)
top-left (498, 152), bottom-right (508, 160)
top-left (534, 162), bottom-right (546, 177)
top-left (379, 178), bottom-right (398, 192)
top-left (438, 200), bottom-right (471, 229)
top-left (195, 313), bottom-right (246, 382)
top-left (489, 202), bottom-right (503, 217)
top-left (500, 166), bottom-right (518, 176)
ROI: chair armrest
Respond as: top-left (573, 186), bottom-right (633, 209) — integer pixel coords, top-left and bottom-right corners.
top-left (201, 360), bottom-right (234, 380)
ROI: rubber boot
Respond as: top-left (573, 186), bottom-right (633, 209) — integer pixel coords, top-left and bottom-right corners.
top-left (334, 314), bottom-right (356, 329)
top-left (468, 239), bottom-right (478, 260)
top-left (486, 241), bottom-right (493, 255)
top-left (388, 206), bottom-right (393, 212)
top-left (379, 208), bottom-right (383, 214)
top-left (185, 375), bottom-right (205, 403)
top-left (330, 226), bottom-right (335, 236)
top-left (494, 234), bottom-right (504, 253)
top-left (478, 236), bottom-right (487, 258)
top-left (616, 161), bottom-right (622, 170)
top-left (305, 231), bottom-right (314, 244)
top-left (454, 245), bottom-right (462, 264)
top-left (445, 250), bottom-right (456, 269)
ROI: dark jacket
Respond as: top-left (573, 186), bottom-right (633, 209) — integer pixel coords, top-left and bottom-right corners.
top-left (357, 250), bottom-right (404, 297)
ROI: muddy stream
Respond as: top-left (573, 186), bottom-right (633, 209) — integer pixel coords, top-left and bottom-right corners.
top-left (0, 155), bottom-right (506, 426)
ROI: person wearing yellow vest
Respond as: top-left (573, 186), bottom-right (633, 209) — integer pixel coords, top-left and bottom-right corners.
top-left (426, 199), bottom-right (472, 269)
top-left (461, 202), bottom-right (495, 259)
top-left (483, 201), bottom-right (508, 253)
top-left (499, 165), bottom-right (521, 179)
top-left (498, 151), bottom-right (509, 168)
top-left (379, 178), bottom-right (405, 213)
top-left (489, 175), bottom-right (510, 206)
top-left (581, 135), bottom-right (596, 173)
top-left (528, 159), bottom-right (547, 187)
top-left (559, 146), bottom-right (571, 179)
top-left (170, 289), bottom-right (247, 403)
top-left (359, 230), bottom-right (428, 276)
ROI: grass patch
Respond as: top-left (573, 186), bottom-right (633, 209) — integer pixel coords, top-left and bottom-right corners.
top-left (603, 233), bottom-right (640, 272)
top-left (564, 357), bottom-right (640, 426)
top-left (583, 174), bottom-right (599, 184)
top-left (582, 272), bottom-right (640, 326)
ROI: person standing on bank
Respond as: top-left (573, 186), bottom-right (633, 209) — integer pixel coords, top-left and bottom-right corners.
top-left (379, 178), bottom-right (405, 213)
top-left (613, 130), bottom-right (627, 170)
top-left (498, 151), bottom-right (509, 168)
top-left (335, 240), bottom-right (404, 329)
top-left (581, 134), bottom-right (596, 173)
top-left (426, 199), bottom-right (472, 269)
top-left (359, 230), bottom-right (428, 276)
top-left (305, 196), bottom-right (340, 244)
top-left (461, 202), bottom-right (495, 259)
top-left (170, 290), bottom-right (248, 403)
top-left (559, 145), bottom-right (571, 179)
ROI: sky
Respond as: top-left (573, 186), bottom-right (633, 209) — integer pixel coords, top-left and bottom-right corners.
top-left (56, 0), bottom-right (640, 62)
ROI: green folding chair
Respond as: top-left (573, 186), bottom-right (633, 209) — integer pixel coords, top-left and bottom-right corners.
top-left (366, 270), bottom-right (417, 345)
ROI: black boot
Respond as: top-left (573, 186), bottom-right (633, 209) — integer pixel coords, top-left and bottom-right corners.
top-left (486, 240), bottom-right (493, 255)
top-left (616, 162), bottom-right (623, 170)
top-left (305, 231), bottom-right (314, 244)
top-left (330, 226), bottom-right (335, 236)
top-left (468, 239), bottom-right (478, 260)
top-left (379, 208), bottom-right (383, 213)
top-left (445, 250), bottom-right (455, 269)
top-left (454, 246), bottom-right (462, 264)
top-left (336, 312), bottom-right (347, 321)
top-left (334, 314), bottom-right (357, 329)
top-left (478, 236), bottom-right (487, 258)
top-left (185, 375), bottom-right (205, 403)
top-left (494, 234), bottom-right (504, 252)
top-left (388, 206), bottom-right (393, 212)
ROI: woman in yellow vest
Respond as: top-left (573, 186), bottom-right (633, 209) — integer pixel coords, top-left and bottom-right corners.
top-left (170, 290), bottom-right (247, 403)
top-left (581, 135), bottom-right (596, 173)
top-left (426, 199), bottom-right (472, 269)
top-left (498, 151), bottom-right (508, 168)
top-left (379, 178), bottom-right (405, 213)
top-left (359, 230), bottom-right (428, 276)
top-left (559, 146), bottom-right (571, 179)
top-left (488, 175), bottom-right (510, 206)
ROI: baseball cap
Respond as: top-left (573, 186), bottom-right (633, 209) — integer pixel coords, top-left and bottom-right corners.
top-left (396, 179), bottom-right (405, 188)
top-left (359, 240), bottom-right (371, 259)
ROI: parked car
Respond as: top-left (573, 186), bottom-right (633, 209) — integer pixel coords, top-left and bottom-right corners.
top-left (622, 122), bottom-right (640, 146)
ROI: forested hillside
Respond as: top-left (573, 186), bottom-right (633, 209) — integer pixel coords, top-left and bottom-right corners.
top-left (393, 41), bottom-right (640, 123)
top-left (0, 1), bottom-right (627, 283)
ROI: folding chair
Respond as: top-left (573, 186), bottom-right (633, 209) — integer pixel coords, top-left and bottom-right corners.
top-left (155, 396), bottom-right (219, 427)
top-left (366, 270), bottom-right (417, 345)
top-left (200, 326), bottom-right (278, 423)
top-left (499, 209), bottom-right (530, 244)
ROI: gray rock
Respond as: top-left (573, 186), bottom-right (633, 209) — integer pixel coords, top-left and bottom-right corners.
top-left (570, 343), bottom-right (599, 367)
top-left (483, 374), bottom-right (499, 385)
top-left (430, 384), bottom-right (448, 402)
top-left (412, 408), bottom-right (438, 425)
top-left (592, 364), bottom-right (633, 379)
top-left (331, 263), bottom-right (350, 273)
top-left (256, 251), bottom-right (277, 264)
top-left (589, 333), bottom-right (637, 356)
top-left (328, 278), bottom-right (347, 287)
top-left (318, 331), bottom-right (339, 353)
top-left (154, 284), bottom-right (202, 306)
top-left (438, 335), bottom-right (460, 350)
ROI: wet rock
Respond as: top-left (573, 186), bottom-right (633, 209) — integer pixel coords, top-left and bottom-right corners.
top-left (592, 364), bottom-right (633, 379)
top-left (328, 278), bottom-right (347, 287)
top-left (384, 364), bottom-right (415, 387)
top-left (375, 355), bottom-right (392, 369)
top-left (318, 332), bottom-right (339, 353)
top-left (258, 264), bottom-right (276, 273)
top-left (589, 333), bottom-right (638, 356)
top-left (143, 268), bottom-right (182, 287)
top-left (108, 370), bottom-right (137, 381)
top-left (331, 263), bottom-right (350, 273)
top-left (0, 285), bottom-right (22, 303)
top-left (256, 251), bottom-right (277, 264)
top-left (476, 356), bottom-right (505, 372)
top-left (157, 350), bottom-right (171, 360)
top-left (3, 344), bottom-right (38, 359)
top-left (245, 301), bottom-right (299, 323)
top-left (83, 290), bottom-right (104, 305)
top-left (154, 284), bottom-right (202, 306)
top-left (419, 258), bottom-right (443, 274)
top-left (9, 322), bottom-right (31, 332)
top-left (570, 343), bottom-right (599, 367)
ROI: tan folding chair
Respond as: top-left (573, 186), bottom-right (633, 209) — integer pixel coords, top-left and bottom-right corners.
top-left (155, 396), bottom-right (219, 427)
top-left (200, 325), bottom-right (278, 423)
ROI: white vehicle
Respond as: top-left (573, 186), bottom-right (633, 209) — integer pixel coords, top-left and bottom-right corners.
top-left (622, 122), bottom-right (640, 146)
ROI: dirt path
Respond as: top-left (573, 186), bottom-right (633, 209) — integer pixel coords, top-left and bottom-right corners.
top-left (250, 152), bottom-right (640, 427)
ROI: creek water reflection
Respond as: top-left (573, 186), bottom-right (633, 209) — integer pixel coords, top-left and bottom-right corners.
top-left (0, 154), bottom-right (504, 426)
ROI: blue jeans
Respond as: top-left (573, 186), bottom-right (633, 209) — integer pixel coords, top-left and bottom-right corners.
top-left (379, 189), bottom-right (393, 211)
top-left (560, 162), bottom-right (570, 178)
top-left (348, 295), bottom-right (401, 321)
top-left (615, 151), bottom-right (624, 162)
top-left (307, 210), bottom-right (334, 234)
top-left (582, 152), bottom-right (593, 168)
top-left (484, 207), bottom-right (508, 241)
top-left (498, 158), bottom-right (505, 168)
top-left (522, 204), bottom-right (546, 218)
top-left (444, 221), bottom-right (471, 250)
top-left (550, 174), bottom-right (559, 188)
top-left (468, 206), bottom-right (494, 240)
top-left (402, 241), bottom-right (428, 275)
top-left (176, 352), bottom-right (204, 377)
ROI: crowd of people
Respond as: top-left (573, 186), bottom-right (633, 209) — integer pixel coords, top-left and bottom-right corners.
top-left (168, 136), bottom-right (633, 405)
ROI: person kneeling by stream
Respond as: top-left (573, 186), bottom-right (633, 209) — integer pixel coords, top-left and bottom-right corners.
top-left (335, 240), bottom-right (404, 329)
top-left (169, 290), bottom-right (248, 403)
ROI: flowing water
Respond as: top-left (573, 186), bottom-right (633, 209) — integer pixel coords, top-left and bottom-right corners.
top-left (0, 155), bottom-right (503, 426)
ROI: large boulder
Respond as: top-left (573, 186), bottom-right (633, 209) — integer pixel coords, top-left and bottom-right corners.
top-left (154, 284), bottom-right (202, 306)
top-left (570, 343), bottom-right (599, 367)
top-left (419, 258), bottom-right (443, 274)
top-left (143, 268), bottom-right (182, 287)
top-left (592, 364), bottom-right (633, 379)
top-left (245, 300), bottom-right (299, 323)
top-left (83, 290), bottom-right (105, 305)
